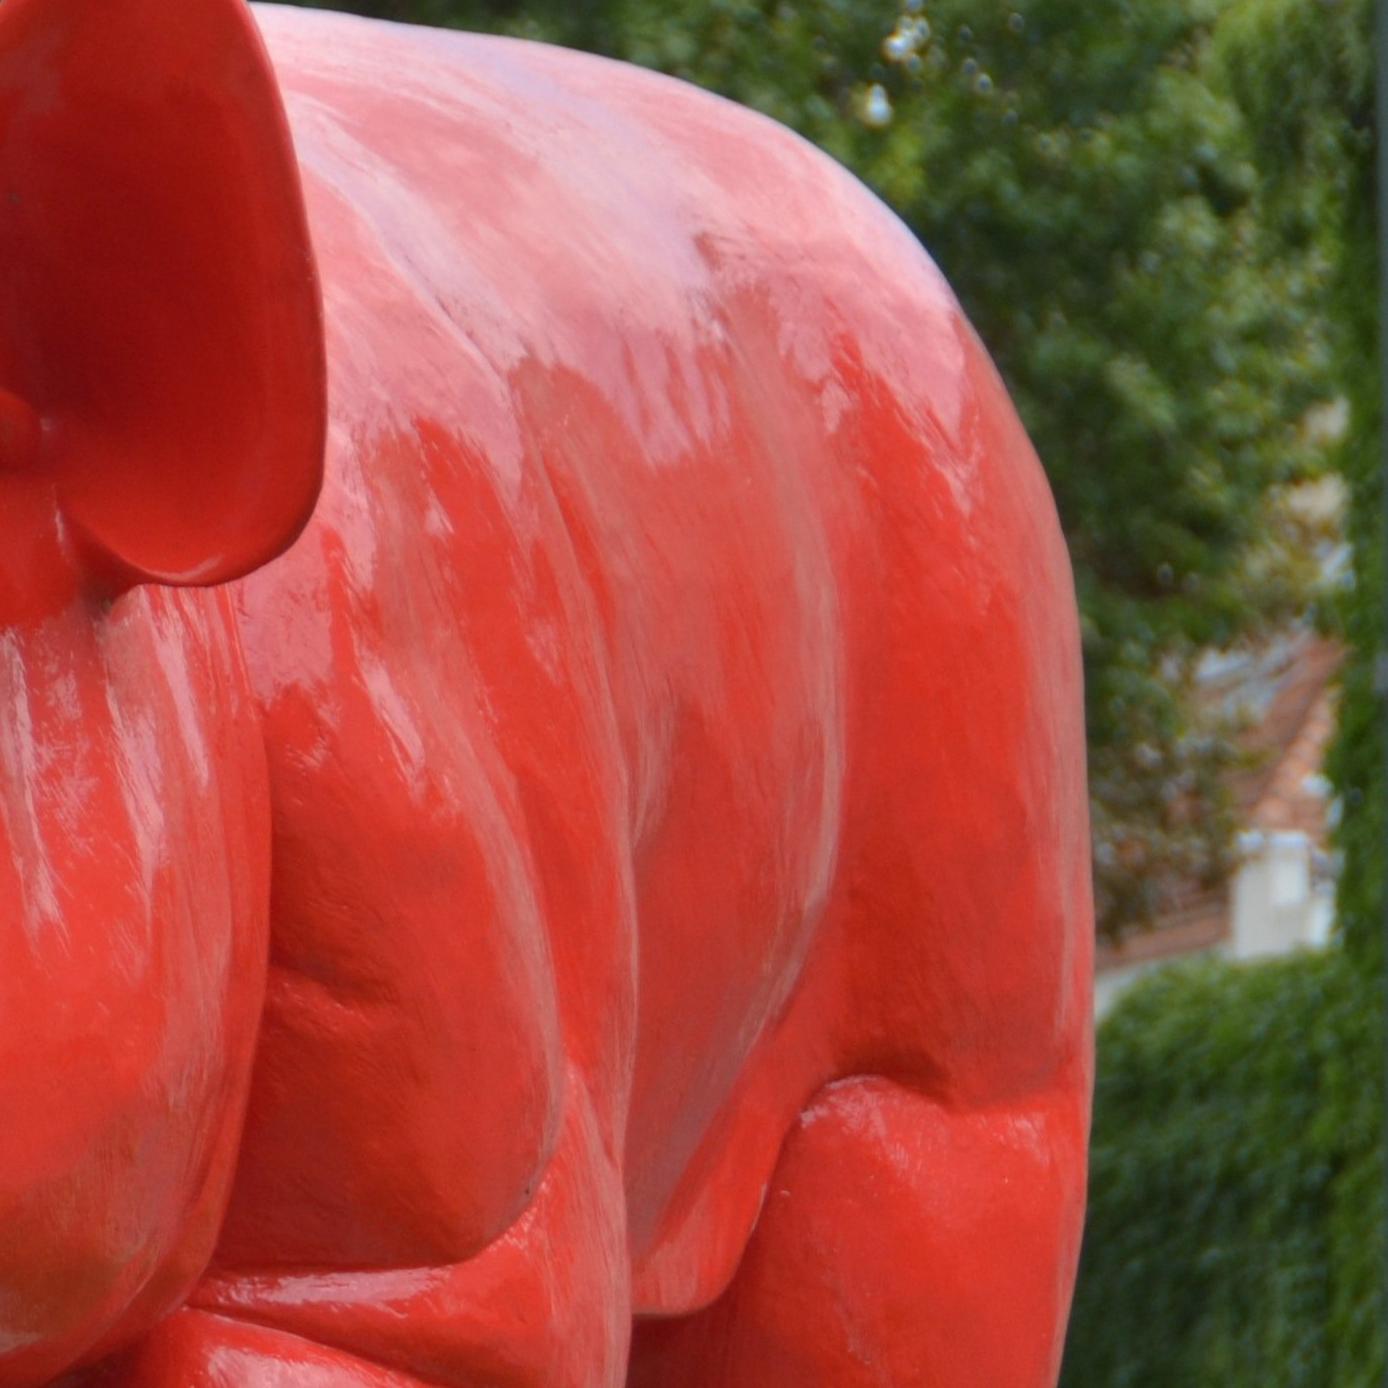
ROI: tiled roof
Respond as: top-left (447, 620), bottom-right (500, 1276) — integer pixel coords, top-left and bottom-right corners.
top-left (1096, 630), bottom-right (1342, 976)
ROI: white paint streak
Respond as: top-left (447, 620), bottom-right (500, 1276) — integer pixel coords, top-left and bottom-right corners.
top-left (0, 633), bottom-right (63, 943)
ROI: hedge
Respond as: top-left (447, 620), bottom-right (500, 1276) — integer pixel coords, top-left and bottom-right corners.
top-left (1060, 950), bottom-right (1381, 1386)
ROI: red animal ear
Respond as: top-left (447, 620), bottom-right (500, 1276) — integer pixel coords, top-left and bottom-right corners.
top-left (0, 0), bottom-right (325, 589)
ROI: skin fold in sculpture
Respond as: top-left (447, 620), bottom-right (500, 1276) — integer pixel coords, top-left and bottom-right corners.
top-left (0, 0), bottom-right (1093, 1384)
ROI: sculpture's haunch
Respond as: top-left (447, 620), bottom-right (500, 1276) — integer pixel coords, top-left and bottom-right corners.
top-left (0, 1), bottom-right (1093, 1384)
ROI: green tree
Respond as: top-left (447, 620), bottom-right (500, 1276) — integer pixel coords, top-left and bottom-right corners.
top-left (1065, 6), bottom-right (1383, 1377)
top-left (1217, 0), bottom-right (1380, 965)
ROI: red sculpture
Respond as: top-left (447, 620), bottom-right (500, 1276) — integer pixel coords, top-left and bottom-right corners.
top-left (0, 0), bottom-right (1093, 1383)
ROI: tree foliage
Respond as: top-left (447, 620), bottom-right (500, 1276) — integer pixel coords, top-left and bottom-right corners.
top-left (1058, 7), bottom-right (1383, 1375)
top-left (1216, 0), bottom-right (1380, 966)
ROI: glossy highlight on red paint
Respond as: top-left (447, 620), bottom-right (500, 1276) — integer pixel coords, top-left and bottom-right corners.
top-left (0, 1), bottom-right (1093, 1384)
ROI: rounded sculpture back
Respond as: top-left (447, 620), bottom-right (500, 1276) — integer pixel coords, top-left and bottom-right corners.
top-left (0, 2), bottom-right (1092, 1384)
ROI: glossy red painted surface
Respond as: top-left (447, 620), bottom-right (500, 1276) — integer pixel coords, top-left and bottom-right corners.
top-left (0, 1), bottom-right (1093, 1384)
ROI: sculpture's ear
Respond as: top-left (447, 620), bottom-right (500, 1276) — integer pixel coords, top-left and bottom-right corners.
top-left (0, 0), bottom-right (325, 590)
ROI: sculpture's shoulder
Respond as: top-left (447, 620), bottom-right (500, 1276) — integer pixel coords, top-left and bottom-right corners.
top-left (248, 2), bottom-right (953, 325)
top-left (251, 2), bottom-right (839, 194)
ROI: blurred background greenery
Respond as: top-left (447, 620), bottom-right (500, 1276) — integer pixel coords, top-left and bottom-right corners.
top-left (286, 0), bottom-right (1384, 1380)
